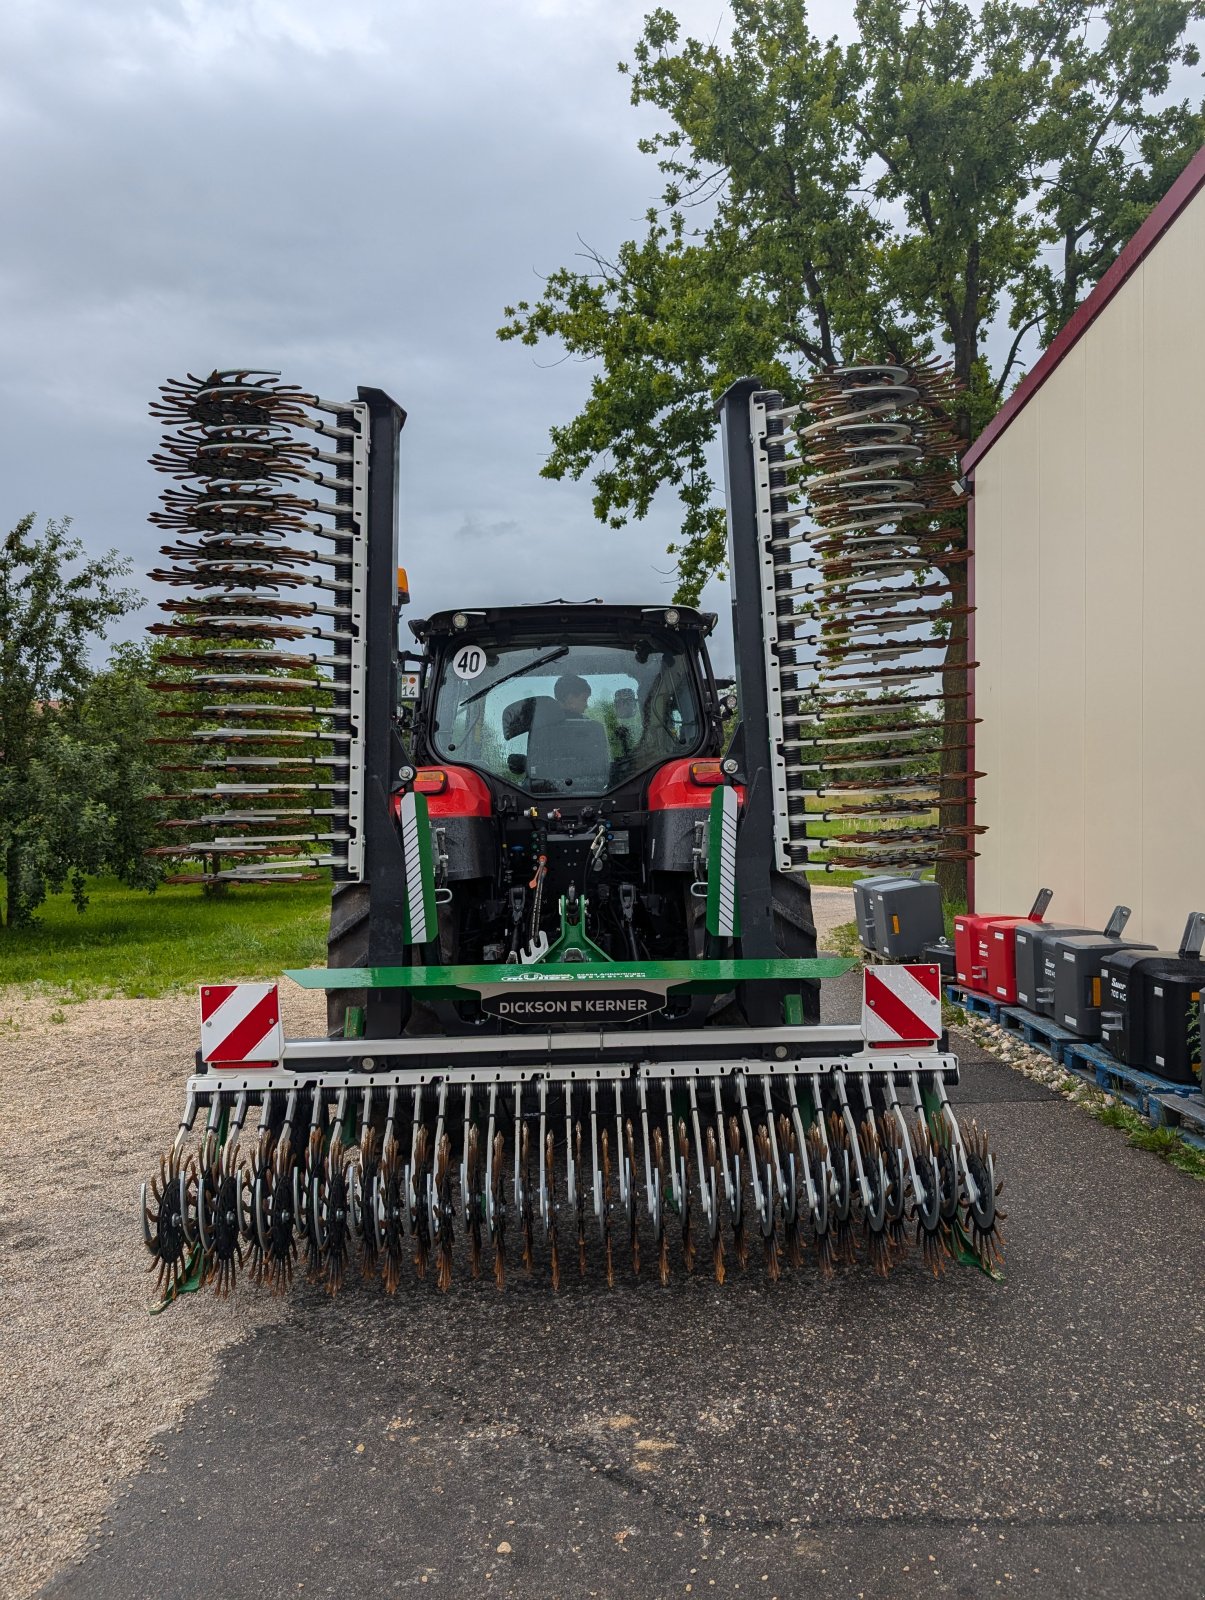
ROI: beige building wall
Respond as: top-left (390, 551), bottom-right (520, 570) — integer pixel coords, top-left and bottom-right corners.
top-left (972, 182), bottom-right (1205, 951)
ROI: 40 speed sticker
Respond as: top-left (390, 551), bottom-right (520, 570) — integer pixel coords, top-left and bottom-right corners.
top-left (451, 644), bottom-right (487, 680)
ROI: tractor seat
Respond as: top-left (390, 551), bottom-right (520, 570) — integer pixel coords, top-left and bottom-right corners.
top-left (526, 706), bottom-right (611, 791)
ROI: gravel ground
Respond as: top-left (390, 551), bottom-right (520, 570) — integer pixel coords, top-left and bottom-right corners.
top-left (0, 983), bottom-right (327, 1600)
top-left (809, 886), bottom-right (854, 951)
top-left (0, 886), bottom-right (856, 1599)
top-left (42, 971), bottom-right (1205, 1600)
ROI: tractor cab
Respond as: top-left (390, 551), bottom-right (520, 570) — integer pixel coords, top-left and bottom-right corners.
top-left (410, 604), bottom-right (725, 806)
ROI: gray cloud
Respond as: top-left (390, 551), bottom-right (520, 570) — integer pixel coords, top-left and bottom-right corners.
top-left (0, 1), bottom-right (844, 673)
top-left (452, 515), bottom-right (522, 544)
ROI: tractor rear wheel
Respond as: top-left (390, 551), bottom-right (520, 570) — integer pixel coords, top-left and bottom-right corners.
top-left (326, 879), bottom-right (371, 1038)
top-left (734, 869), bottom-right (820, 1026)
top-left (771, 869), bottom-right (820, 1019)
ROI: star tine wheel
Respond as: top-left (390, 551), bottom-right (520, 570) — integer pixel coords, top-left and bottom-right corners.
top-left (704, 1127), bottom-right (725, 1285)
top-left (806, 1126), bottom-right (836, 1279)
top-left (624, 1118), bottom-right (641, 1277)
top-left (435, 1133), bottom-right (454, 1294)
top-left (546, 1129), bottom-right (561, 1293)
top-left (466, 1124), bottom-right (483, 1282)
top-left (575, 1120), bottom-right (588, 1280)
top-left (141, 1147), bottom-right (197, 1298)
top-left (652, 1125), bottom-right (670, 1287)
top-left (377, 1133), bottom-right (407, 1296)
top-left (491, 1130), bottom-right (508, 1293)
top-left (755, 1125), bottom-right (781, 1283)
top-left (727, 1116), bottom-right (748, 1273)
top-left (601, 1126), bottom-right (614, 1289)
top-left (676, 1118), bottom-right (695, 1275)
top-left (520, 1123), bottom-right (535, 1278)
top-left (411, 1125), bottom-right (431, 1282)
top-left (778, 1115), bottom-right (803, 1270)
top-left (964, 1120), bottom-right (1007, 1270)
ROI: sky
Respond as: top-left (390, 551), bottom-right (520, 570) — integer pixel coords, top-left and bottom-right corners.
top-left (2, 1), bottom-right (1198, 674)
top-left (0, 0), bottom-right (846, 669)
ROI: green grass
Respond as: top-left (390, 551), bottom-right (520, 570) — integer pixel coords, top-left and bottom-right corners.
top-left (0, 875), bottom-right (330, 998)
top-left (827, 919), bottom-right (863, 960)
top-left (801, 797), bottom-right (939, 887)
top-left (1090, 1097), bottom-right (1205, 1181)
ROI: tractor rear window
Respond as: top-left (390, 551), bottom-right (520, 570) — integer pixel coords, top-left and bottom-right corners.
top-left (429, 635), bottom-right (703, 795)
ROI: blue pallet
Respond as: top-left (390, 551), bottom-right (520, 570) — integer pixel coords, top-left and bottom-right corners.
top-left (1061, 1038), bottom-right (1203, 1118)
top-left (1147, 1092), bottom-right (1205, 1151)
top-left (944, 984), bottom-right (1001, 1022)
top-left (996, 1004), bottom-right (1078, 1063)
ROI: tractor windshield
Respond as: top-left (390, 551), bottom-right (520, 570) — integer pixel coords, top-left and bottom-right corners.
top-left (429, 632), bottom-right (704, 796)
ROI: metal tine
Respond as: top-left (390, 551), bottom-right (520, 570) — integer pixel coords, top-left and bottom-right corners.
top-left (711, 1077), bottom-right (737, 1219)
top-left (806, 1071), bottom-right (839, 1182)
top-left (460, 1082), bottom-right (474, 1228)
top-left (564, 1080), bottom-right (576, 1213)
top-left (882, 1072), bottom-right (923, 1203)
top-left (639, 1077), bottom-right (658, 1236)
top-left (202, 1092), bottom-right (224, 1162)
top-left (407, 1083), bottom-right (424, 1231)
top-left (538, 1078), bottom-right (550, 1237)
top-left (349, 1087), bottom-right (372, 1240)
top-left (484, 1082), bottom-right (504, 1290)
top-left (229, 1090), bottom-right (250, 1143)
top-left (787, 1090), bottom-right (824, 1231)
top-left (172, 1089), bottom-right (200, 1157)
top-left (519, 1086), bottom-right (534, 1275)
top-left (622, 1093), bottom-right (640, 1275)
top-left (667, 1081), bottom-right (694, 1272)
top-left (831, 1071), bottom-right (872, 1209)
top-left (931, 1073), bottom-right (981, 1209)
top-left (735, 1076), bottom-right (770, 1240)
top-left (613, 1080), bottom-right (629, 1219)
top-left (545, 1090), bottom-right (561, 1293)
top-left (513, 1081), bottom-right (524, 1215)
top-left (759, 1079), bottom-right (788, 1204)
top-left (662, 1080), bottom-right (678, 1213)
top-left (430, 1078), bottom-right (449, 1259)
top-left (688, 1079), bottom-right (715, 1244)
top-left (296, 1086), bottom-right (323, 1244)
top-left (595, 1082), bottom-right (616, 1286)
top-left (589, 1080), bottom-right (605, 1240)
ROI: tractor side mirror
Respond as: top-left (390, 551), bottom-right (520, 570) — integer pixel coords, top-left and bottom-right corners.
top-left (507, 753), bottom-right (527, 776)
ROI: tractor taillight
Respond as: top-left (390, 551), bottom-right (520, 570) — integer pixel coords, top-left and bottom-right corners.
top-left (689, 761), bottom-right (724, 787)
top-left (414, 768), bottom-right (448, 794)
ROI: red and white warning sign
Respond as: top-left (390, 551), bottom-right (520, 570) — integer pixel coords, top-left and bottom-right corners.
top-left (199, 982), bottom-right (283, 1067)
top-left (861, 964), bottom-right (942, 1045)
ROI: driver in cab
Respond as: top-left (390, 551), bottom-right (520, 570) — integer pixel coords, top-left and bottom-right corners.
top-left (553, 673), bottom-right (591, 718)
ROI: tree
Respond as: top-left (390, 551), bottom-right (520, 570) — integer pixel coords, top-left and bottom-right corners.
top-left (0, 516), bottom-right (150, 926)
top-left (499, 0), bottom-right (1205, 896)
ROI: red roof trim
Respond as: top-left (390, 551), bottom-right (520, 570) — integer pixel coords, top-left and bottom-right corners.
top-left (963, 141), bottom-right (1205, 472)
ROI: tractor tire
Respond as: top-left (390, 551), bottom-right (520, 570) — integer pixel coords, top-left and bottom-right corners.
top-left (326, 879), bottom-right (371, 1038)
top-left (735, 869), bottom-right (820, 1026)
top-left (773, 870), bottom-right (820, 1021)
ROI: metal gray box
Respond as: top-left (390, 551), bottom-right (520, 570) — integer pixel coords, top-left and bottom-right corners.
top-left (853, 875), bottom-right (910, 953)
top-left (1052, 933), bottom-right (1157, 1039)
top-left (1014, 923), bottom-right (1094, 1014)
top-left (870, 879), bottom-right (945, 962)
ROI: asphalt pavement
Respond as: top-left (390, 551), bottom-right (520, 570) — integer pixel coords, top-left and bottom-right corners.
top-left (44, 972), bottom-right (1205, 1600)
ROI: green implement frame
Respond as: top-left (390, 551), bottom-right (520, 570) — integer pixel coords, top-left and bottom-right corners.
top-left (286, 955), bottom-right (854, 995)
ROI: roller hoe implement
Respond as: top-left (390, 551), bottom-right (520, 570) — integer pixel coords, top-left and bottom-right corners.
top-left (139, 366), bottom-right (1003, 1304)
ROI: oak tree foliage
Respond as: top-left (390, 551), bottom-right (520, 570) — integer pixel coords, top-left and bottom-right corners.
top-left (0, 516), bottom-right (154, 926)
top-left (501, 0), bottom-right (1203, 597)
top-left (499, 0), bottom-right (1203, 898)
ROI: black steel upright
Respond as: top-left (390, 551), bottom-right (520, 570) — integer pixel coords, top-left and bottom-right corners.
top-left (357, 387), bottom-right (411, 1037)
top-left (717, 378), bottom-right (779, 966)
